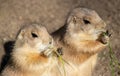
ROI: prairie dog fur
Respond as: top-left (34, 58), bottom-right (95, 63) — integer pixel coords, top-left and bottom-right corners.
top-left (52, 8), bottom-right (110, 76)
top-left (0, 24), bottom-right (58, 76)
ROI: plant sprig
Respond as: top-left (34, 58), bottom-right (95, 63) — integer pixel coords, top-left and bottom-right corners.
top-left (54, 48), bottom-right (66, 76)
top-left (108, 42), bottom-right (120, 76)
top-left (46, 47), bottom-right (67, 76)
top-left (102, 31), bottom-right (120, 76)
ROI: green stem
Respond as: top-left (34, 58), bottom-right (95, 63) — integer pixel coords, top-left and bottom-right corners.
top-left (59, 56), bottom-right (66, 76)
top-left (53, 50), bottom-right (66, 76)
top-left (108, 43), bottom-right (120, 76)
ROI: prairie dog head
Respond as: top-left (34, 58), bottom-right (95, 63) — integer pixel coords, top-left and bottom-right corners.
top-left (15, 24), bottom-right (54, 54)
top-left (11, 24), bottom-right (57, 72)
top-left (66, 8), bottom-right (106, 41)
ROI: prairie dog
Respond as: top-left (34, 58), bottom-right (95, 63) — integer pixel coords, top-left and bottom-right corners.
top-left (0, 24), bottom-right (58, 76)
top-left (52, 8), bottom-right (110, 76)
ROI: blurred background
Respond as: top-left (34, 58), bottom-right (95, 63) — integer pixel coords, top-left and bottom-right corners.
top-left (0, 0), bottom-right (120, 76)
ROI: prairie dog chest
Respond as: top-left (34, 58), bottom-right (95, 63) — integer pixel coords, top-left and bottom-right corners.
top-left (63, 54), bottom-right (97, 76)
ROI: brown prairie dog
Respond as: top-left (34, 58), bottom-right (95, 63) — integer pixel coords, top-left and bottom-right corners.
top-left (52, 8), bottom-right (110, 76)
top-left (0, 24), bottom-right (58, 76)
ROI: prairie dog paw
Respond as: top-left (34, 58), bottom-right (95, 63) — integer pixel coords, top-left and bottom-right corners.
top-left (98, 30), bottom-right (111, 44)
top-left (43, 48), bottom-right (54, 57)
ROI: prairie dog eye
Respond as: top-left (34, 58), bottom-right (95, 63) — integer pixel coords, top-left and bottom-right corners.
top-left (31, 32), bottom-right (38, 38)
top-left (83, 19), bottom-right (91, 24)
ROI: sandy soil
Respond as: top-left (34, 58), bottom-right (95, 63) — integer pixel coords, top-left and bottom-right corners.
top-left (0, 0), bottom-right (120, 76)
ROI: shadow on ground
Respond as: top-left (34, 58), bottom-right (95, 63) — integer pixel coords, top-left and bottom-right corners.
top-left (0, 41), bottom-right (15, 72)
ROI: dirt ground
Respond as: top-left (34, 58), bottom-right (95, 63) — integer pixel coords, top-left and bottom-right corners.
top-left (0, 0), bottom-right (120, 76)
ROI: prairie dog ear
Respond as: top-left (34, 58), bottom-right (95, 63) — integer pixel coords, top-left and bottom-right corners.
top-left (17, 29), bottom-right (25, 40)
top-left (67, 16), bottom-right (77, 24)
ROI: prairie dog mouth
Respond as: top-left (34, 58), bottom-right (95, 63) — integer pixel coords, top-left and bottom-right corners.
top-left (36, 38), bottom-right (54, 52)
top-left (97, 30), bottom-right (111, 44)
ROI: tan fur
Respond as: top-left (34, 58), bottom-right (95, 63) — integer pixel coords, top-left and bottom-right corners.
top-left (52, 8), bottom-right (109, 76)
top-left (0, 24), bottom-right (58, 76)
